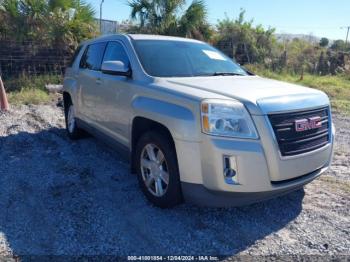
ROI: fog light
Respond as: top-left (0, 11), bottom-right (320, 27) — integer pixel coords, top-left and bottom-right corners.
top-left (224, 168), bottom-right (236, 178)
top-left (223, 155), bottom-right (239, 185)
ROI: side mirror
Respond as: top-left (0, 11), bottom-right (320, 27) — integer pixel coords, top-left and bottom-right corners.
top-left (101, 61), bottom-right (132, 77)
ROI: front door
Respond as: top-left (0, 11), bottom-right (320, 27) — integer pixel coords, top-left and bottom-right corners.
top-left (97, 41), bottom-right (133, 146)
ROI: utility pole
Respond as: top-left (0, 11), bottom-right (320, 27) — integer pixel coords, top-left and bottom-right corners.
top-left (341, 26), bottom-right (350, 49)
top-left (100, 0), bottom-right (104, 34)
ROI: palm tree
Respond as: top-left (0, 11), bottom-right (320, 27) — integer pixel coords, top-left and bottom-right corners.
top-left (128, 0), bottom-right (183, 33)
top-left (48, 0), bottom-right (95, 23)
top-left (0, 0), bottom-right (47, 41)
top-left (48, 0), bottom-right (96, 47)
top-left (128, 0), bottom-right (211, 40)
top-left (0, 0), bottom-right (96, 46)
top-left (178, 0), bottom-right (211, 40)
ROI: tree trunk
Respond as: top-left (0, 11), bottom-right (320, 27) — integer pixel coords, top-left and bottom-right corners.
top-left (300, 68), bottom-right (304, 81)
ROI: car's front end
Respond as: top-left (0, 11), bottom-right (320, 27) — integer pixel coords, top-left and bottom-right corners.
top-left (172, 83), bottom-right (335, 207)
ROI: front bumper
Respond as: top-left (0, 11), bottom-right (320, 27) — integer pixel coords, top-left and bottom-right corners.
top-left (181, 166), bottom-right (328, 207)
top-left (174, 116), bottom-right (335, 207)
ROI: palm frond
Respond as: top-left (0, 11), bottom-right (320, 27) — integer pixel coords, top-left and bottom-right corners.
top-left (179, 0), bottom-right (208, 39)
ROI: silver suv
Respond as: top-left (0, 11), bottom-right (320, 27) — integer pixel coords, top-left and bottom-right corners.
top-left (63, 34), bottom-right (335, 208)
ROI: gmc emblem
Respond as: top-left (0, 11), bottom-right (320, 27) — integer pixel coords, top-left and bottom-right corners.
top-left (295, 116), bottom-right (322, 132)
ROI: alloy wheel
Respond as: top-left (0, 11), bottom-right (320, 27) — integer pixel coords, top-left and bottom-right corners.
top-left (140, 143), bottom-right (170, 197)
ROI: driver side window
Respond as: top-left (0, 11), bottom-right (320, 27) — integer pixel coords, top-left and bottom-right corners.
top-left (103, 42), bottom-right (130, 68)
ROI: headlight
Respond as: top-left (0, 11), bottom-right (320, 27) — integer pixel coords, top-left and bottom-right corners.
top-left (201, 99), bottom-right (258, 139)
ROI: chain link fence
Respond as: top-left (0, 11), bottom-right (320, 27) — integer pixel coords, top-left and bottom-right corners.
top-left (0, 41), bottom-right (72, 81)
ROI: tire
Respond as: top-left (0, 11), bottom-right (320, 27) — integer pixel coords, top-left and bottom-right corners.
top-left (64, 99), bottom-right (83, 140)
top-left (135, 131), bottom-right (183, 208)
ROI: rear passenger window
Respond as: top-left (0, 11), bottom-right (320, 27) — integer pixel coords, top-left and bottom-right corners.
top-left (103, 42), bottom-right (130, 67)
top-left (68, 45), bottom-right (83, 67)
top-left (80, 42), bottom-right (107, 70)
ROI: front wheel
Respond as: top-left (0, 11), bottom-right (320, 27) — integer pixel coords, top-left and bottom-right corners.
top-left (135, 131), bottom-right (183, 208)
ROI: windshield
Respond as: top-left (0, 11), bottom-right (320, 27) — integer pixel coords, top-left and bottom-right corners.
top-left (132, 39), bottom-right (248, 77)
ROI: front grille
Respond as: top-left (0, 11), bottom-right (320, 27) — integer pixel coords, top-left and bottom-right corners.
top-left (268, 107), bottom-right (330, 156)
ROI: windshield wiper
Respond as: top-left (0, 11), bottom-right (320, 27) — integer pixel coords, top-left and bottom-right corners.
top-left (212, 72), bottom-right (245, 76)
top-left (193, 72), bottom-right (246, 77)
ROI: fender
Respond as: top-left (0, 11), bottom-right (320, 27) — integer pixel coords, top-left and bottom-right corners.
top-left (132, 96), bottom-right (200, 142)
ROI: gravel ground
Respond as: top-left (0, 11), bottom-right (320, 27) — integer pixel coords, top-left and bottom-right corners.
top-left (0, 102), bottom-right (349, 260)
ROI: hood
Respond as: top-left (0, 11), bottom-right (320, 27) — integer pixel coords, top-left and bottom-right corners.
top-left (164, 75), bottom-right (330, 115)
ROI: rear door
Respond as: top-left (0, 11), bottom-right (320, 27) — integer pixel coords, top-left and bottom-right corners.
top-left (78, 42), bottom-right (107, 124)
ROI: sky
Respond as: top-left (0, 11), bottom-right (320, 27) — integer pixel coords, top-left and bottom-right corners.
top-left (88, 0), bottom-right (350, 40)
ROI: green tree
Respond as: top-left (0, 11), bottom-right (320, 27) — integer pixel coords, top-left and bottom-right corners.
top-left (331, 39), bottom-right (346, 51)
top-left (216, 9), bottom-right (276, 64)
top-left (178, 0), bottom-right (212, 40)
top-left (317, 51), bottom-right (328, 75)
top-left (48, 0), bottom-right (96, 47)
top-left (284, 38), bottom-right (320, 74)
top-left (319, 37), bottom-right (329, 47)
top-left (0, 0), bottom-right (48, 41)
top-left (0, 0), bottom-right (97, 47)
top-left (128, 0), bottom-right (212, 40)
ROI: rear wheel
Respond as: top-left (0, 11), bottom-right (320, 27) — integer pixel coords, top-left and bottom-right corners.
top-left (135, 131), bottom-right (183, 208)
top-left (64, 99), bottom-right (83, 140)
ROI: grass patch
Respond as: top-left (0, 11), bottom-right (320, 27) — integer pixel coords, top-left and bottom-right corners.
top-left (8, 88), bottom-right (51, 105)
top-left (4, 74), bottom-right (62, 92)
top-left (245, 64), bottom-right (350, 115)
top-left (4, 74), bottom-right (62, 105)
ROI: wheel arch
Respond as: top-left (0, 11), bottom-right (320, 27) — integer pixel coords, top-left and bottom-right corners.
top-left (131, 96), bottom-right (199, 141)
top-left (63, 91), bottom-right (72, 109)
top-left (131, 116), bottom-right (176, 174)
